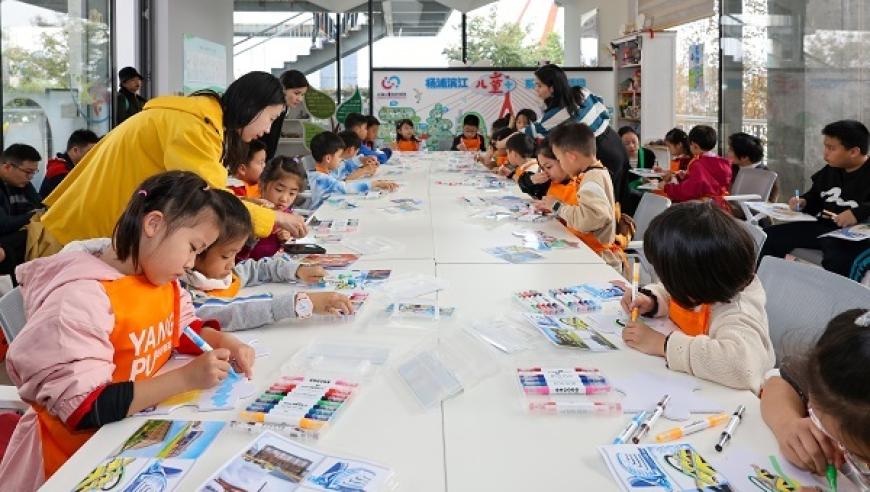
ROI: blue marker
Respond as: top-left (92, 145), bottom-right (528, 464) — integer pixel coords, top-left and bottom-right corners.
top-left (182, 325), bottom-right (238, 378)
top-left (613, 411), bottom-right (649, 444)
top-left (794, 189), bottom-right (801, 211)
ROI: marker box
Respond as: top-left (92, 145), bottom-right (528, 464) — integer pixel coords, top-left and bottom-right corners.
top-left (516, 366), bottom-right (619, 417)
top-left (514, 290), bottom-right (567, 315)
top-left (547, 286), bottom-right (602, 314)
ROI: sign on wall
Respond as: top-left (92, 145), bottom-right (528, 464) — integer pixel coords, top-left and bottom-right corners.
top-left (183, 35), bottom-right (227, 94)
top-left (372, 69), bottom-right (614, 150)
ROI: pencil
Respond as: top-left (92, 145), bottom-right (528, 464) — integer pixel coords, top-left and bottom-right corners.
top-left (630, 261), bottom-right (640, 322)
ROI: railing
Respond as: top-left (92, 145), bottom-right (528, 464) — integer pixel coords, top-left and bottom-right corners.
top-left (675, 114), bottom-right (768, 143)
top-left (234, 13), bottom-right (306, 47)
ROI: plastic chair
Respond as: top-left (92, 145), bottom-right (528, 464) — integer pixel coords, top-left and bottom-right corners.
top-left (757, 257), bottom-right (870, 365)
top-left (0, 288), bottom-right (25, 344)
top-left (738, 220), bottom-right (767, 261)
top-left (628, 192), bottom-right (671, 250)
top-left (725, 168), bottom-right (778, 223)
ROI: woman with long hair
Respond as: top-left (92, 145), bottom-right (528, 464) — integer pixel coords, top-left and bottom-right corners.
top-left (262, 69), bottom-right (310, 160)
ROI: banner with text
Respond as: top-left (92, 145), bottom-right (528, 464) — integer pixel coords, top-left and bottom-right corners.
top-left (372, 69), bottom-right (614, 150)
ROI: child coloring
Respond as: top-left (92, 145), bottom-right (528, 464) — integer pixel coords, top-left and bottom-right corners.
top-left (227, 139), bottom-right (268, 198)
top-left (308, 132), bottom-right (398, 208)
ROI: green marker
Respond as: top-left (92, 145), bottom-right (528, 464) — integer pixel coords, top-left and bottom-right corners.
top-left (826, 463), bottom-right (837, 492)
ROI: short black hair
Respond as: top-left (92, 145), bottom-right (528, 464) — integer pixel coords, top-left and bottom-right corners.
top-left (549, 122), bottom-right (596, 157)
top-left (205, 187), bottom-right (254, 251)
top-left (395, 119), bottom-right (419, 142)
top-left (338, 130), bottom-right (361, 151)
top-left (506, 133), bottom-right (536, 158)
top-left (366, 115), bottom-right (380, 127)
top-left (516, 109), bottom-right (537, 124)
top-left (490, 127), bottom-right (514, 150)
top-left (260, 155), bottom-right (307, 190)
top-left (66, 129), bottom-right (100, 151)
top-left (728, 132), bottom-right (764, 163)
top-left (664, 128), bottom-right (690, 154)
top-left (1, 143), bottom-right (41, 166)
top-left (113, 171), bottom-right (230, 270)
top-left (618, 126), bottom-right (639, 138)
top-left (536, 138), bottom-right (556, 160)
top-left (644, 202), bottom-right (755, 308)
top-left (310, 131), bottom-right (346, 162)
top-left (279, 69), bottom-right (309, 90)
top-left (344, 112), bottom-right (368, 131)
top-left (822, 119), bottom-right (869, 155)
top-left (228, 139), bottom-right (267, 174)
top-left (688, 125), bottom-right (717, 152)
top-left (491, 115), bottom-right (510, 133)
top-left (462, 114), bottom-right (480, 128)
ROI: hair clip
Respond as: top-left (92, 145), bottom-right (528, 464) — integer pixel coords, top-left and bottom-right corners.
top-left (137, 189), bottom-right (147, 197)
top-left (856, 310), bottom-right (870, 327)
top-left (202, 185), bottom-right (210, 191)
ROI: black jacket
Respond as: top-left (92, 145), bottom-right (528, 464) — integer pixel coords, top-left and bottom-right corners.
top-left (801, 158), bottom-right (870, 222)
top-left (263, 108), bottom-right (288, 160)
top-left (0, 180), bottom-right (42, 235)
top-left (517, 171), bottom-right (550, 199)
top-left (115, 87), bottom-right (147, 126)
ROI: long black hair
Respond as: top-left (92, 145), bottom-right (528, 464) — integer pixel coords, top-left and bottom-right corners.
top-left (279, 69), bottom-right (309, 89)
top-left (534, 64), bottom-right (585, 116)
top-left (203, 71), bottom-right (285, 169)
top-left (395, 119), bottom-right (419, 142)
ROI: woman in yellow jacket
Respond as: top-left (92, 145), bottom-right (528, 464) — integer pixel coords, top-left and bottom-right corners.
top-left (27, 71), bottom-right (308, 259)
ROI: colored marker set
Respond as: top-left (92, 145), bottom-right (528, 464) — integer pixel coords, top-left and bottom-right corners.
top-left (548, 286), bottom-right (602, 313)
top-left (238, 374), bottom-right (358, 437)
top-left (514, 290), bottom-right (566, 315)
top-left (517, 367), bottom-right (611, 396)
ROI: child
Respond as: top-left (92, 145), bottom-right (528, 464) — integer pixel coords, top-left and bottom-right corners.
top-left (760, 309), bottom-right (870, 486)
top-left (479, 127), bottom-right (514, 169)
top-left (0, 172), bottom-right (255, 490)
top-left (760, 120), bottom-right (870, 277)
top-left (663, 128), bottom-right (692, 172)
top-left (517, 139), bottom-right (567, 200)
top-left (345, 113), bottom-right (389, 164)
top-left (309, 131), bottom-right (398, 208)
top-left (227, 139), bottom-right (268, 198)
top-left (364, 115), bottom-right (393, 161)
top-left (40, 129), bottom-right (100, 199)
top-left (621, 202), bottom-right (775, 392)
top-left (659, 125), bottom-right (732, 210)
top-left (395, 119), bottom-right (421, 152)
top-left (0, 144), bottom-right (43, 286)
top-left (499, 133), bottom-right (537, 180)
top-left (337, 131), bottom-right (378, 181)
top-left (514, 109), bottom-right (538, 132)
top-left (451, 114), bottom-right (485, 151)
top-left (727, 132), bottom-right (778, 201)
top-left (619, 126), bottom-right (656, 169)
top-left (186, 189), bottom-right (354, 330)
top-left (533, 122), bottom-right (624, 270)
top-left (238, 156), bottom-right (307, 260)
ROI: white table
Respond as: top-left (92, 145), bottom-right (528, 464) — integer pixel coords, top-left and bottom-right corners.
top-left (42, 152), bottom-right (783, 492)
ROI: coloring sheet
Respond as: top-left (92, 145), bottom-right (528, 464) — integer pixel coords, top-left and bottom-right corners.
top-left (75, 420), bottom-right (224, 492)
top-left (484, 246), bottom-right (544, 263)
top-left (137, 358), bottom-right (256, 416)
top-left (745, 202), bottom-right (817, 222)
top-left (513, 230), bottom-right (580, 251)
top-left (524, 313), bottom-right (619, 352)
top-left (311, 218), bottom-right (361, 234)
top-left (315, 269), bottom-right (392, 291)
top-left (600, 443), bottom-right (734, 492)
top-left (612, 371), bottom-right (725, 421)
top-left (711, 446), bottom-right (860, 492)
top-left (298, 254), bottom-right (361, 269)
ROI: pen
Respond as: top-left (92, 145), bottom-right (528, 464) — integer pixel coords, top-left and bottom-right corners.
top-left (630, 261), bottom-right (640, 322)
top-left (655, 413), bottom-right (729, 443)
top-left (182, 325), bottom-right (238, 377)
top-left (794, 189), bottom-right (801, 211)
top-left (613, 411), bottom-right (648, 444)
top-left (715, 404), bottom-right (746, 452)
top-left (633, 394), bottom-right (670, 443)
top-left (827, 464), bottom-right (838, 492)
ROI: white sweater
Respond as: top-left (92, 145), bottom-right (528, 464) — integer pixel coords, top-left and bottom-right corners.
top-left (646, 276), bottom-right (775, 394)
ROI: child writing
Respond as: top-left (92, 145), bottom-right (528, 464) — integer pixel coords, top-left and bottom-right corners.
top-left (621, 202), bottom-right (775, 392)
top-left (499, 132), bottom-right (537, 180)
top-left (658, 125), bottom-right (732, 210)
top-left (186, 189), bottom-right (354, 330)
top-left (309, 131), bottom-right (398, 208)
top-left (533, 122), bottom-right (625, 271)
top-left (344, 113), bottom-right (389, 164)
top-left (451, 114), bottom-right (486, 151)
top-left (238, 156), bottom-right (307, 260)
top-left (227, 139), bottom-right (268, 198)
top-left (727, 132), bottom-right (778, 201)
top-left (0, 172), bottom-right (255, 490)
top-left (760, 309), bottom-right (870, 487)
top-left (759, 120), bottom-right (870, 277)
top-left (337, 131), bottom-right (378, 181)
top-left (395, 119), bottom-right (421, 152)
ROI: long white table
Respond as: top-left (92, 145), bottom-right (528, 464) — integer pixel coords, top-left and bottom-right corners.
top-left (43, 152), bottom-right (778, 491)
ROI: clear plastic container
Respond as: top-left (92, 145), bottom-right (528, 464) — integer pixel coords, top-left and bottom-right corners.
top-left (515, 365), bottom-right (622, 417)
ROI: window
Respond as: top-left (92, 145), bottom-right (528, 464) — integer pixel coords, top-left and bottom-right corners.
top-left (578, 8), bottom-right (599, 67)
top-left (1, 0), bottom-right (112, 188)
top-left (461, 0), bottom-right (564, 67)
top-left (371, 2), bottom-right (461, 68)
top-left (671, 9), bottom-right (720, 137)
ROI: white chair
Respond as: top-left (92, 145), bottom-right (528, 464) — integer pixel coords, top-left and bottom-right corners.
top-left (0, 288), bottom-right (25, 344)
top-left (738, 220), bottom-right (767, 261)
top-left (758, 257), bottom-right (870, 365)
top-left (725, 168), bottom-right (778, 223)
top-left (625, 193), bottom-right (671, 282)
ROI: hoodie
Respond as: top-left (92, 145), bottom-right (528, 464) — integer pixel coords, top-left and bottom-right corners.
top-left (39, 95), bottom-right (277, 245)
top-left (0, 248), bottom-right (199, 490)
top-left (663, 152), bottom-right (733, 210)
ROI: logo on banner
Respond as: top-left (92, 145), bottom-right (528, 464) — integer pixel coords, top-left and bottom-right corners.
top-left (377, 76), bottom-right (406, 99)
top-left (381, 76), bottom-right (400, 90)
top-left (473, 72), bottom-right (518, 95)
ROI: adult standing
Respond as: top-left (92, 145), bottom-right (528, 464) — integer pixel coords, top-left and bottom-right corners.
top-left (28, 71), bottom-right (307, 260)
top-left (525, 64), bottom-right (630, 204)
top-left (115, 66), bottom-right (148, 126)
top-left (262, 70), bottom-right (310, 160)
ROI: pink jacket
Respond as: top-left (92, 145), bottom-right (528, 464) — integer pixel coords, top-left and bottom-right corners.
top-left (0, 250), bottom-right (197, 491)
top-left (663, 152), bottom-right (732, 210)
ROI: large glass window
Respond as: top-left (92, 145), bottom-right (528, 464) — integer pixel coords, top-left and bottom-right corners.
top-left (1, 0), bottom-right (112, 189)
top-left (460, 0), bottom-right (564, 66)
top-left (370, 1), bottom-right (461, 68)
top-left (671, 8), bottom-right (720, 137)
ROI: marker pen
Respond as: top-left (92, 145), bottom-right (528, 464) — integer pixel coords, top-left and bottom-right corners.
top-left (182, 325), bottom-right (238, 377)
top-left (715, 405), bottom-right (745, 452)
top-left (529, 401), bottom-right (622, 415)
top-left (517, 367), bottom-right (600, 373)
top-left (633, 394), bottom-right (670, 443)
top-left (614, 411), bottom-right (648, 444)
top-left (655, 413), bottom-right (729, 443)
top-left (523, 384), bottom-right (611, 395)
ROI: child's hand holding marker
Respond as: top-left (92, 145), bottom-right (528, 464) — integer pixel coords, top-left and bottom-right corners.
top-left (219, 335), bottom-right (256, 379)
top-left (182, 347), bottom-right (234, 389)
top-left (622, 321), bottom-right (667, 356)
top-left (617, 283), bottom-right (655, 318)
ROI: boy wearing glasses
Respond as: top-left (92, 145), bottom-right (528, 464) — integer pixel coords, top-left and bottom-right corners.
top-left (0, 143), bottom-right (43, 285)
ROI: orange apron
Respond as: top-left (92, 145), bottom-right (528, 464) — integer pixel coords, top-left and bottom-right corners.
top-left (35, 276), bottom-right (181, 479)
top-left (461, 136), bottom-right (482, 152)
top-left (550, 173), bottom-right (628, 257)
top-left (228, 182), bottom-right (259, 198)
top-left (205, 273), bottom-right (242, 298)
top-left (396, 139), bottom-right (419, 152)
top-left (512, 160), bottom-right (538, 182)
top-left (668, 300), bottom-right (712, 336)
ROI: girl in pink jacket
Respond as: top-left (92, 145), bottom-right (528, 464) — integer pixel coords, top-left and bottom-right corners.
top-left (0, 171), bottom-right (254, 490)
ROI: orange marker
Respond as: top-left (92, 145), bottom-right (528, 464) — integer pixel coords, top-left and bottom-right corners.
top-left (630, 261), bottom-right (640, 322)
top-left (654, 413), bottom-right (729, 443)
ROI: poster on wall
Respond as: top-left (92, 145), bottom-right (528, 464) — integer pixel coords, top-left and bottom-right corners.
top-left (183, 35), bottom-right (227, 95)
top-left (688, 44), bottom-right (704, 92)
top-left (371, 68), bottom-right (614, 150)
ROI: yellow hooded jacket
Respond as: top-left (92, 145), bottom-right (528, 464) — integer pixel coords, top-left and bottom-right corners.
top-left (41, 95), bottom-right (276, 244)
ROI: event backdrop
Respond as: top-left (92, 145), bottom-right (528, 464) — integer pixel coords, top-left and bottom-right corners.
top-left (371, 68), bottom-right (614, 150)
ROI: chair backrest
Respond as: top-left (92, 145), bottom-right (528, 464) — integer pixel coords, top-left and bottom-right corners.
top-left (730, 167), bottom-right (777, 202)
top-left (300, 155), bottom-right (317, 173)
top-left (0, 288), bottom-right (25, 344)
top-left (758, 257), bottom-right (870, 366)
top-left (632, 192), bottom-right (671, 239)
top-left (739, 221), bottom-right (767, 261)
